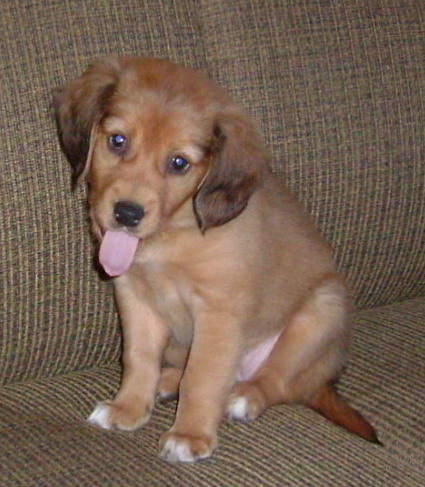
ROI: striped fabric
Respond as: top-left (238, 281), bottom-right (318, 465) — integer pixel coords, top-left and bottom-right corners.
top-left (1, 0), bottom-right (424, 484)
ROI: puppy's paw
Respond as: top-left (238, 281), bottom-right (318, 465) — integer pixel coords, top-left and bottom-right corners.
top-left (157, 367), bottom-right (182, 402)
top-left (88, 399), bottom-right (152, 431)
top-left (226, 382), bottom-right (266, 422)
top-left (159, 431), bottom-right (216, 463)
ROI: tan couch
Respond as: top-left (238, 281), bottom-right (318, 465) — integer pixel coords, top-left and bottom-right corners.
top-left (1, 1), bottom-right (424, 485)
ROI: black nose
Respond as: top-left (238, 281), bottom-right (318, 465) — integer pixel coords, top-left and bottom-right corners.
top-left (114, 201), bottom-right (145, 227)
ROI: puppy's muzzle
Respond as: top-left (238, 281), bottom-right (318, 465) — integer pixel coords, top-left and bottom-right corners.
top-left (114, 201), bottom-right (145, 227)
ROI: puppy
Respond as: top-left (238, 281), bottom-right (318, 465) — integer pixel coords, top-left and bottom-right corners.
top-left (54, 56), bottom-right (379, 462)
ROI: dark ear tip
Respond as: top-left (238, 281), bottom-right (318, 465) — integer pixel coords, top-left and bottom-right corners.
top-left (70, 161), bottom-right (86, 190)
top-left (71, 176), bottom-right (79, 191)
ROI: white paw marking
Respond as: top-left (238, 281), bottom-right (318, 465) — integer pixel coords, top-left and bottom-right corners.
top-left (227, 396), bottom-right (250, 421)
top-left (157, 388), bottom-right (178, 401)
top-left (160, 437), bottom-right (211, 463)
top-left (88, 402), bottom-right (113, 429)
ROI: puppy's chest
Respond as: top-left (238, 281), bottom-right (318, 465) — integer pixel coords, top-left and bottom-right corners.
top-left (142, 262), bottom-right (195, 346)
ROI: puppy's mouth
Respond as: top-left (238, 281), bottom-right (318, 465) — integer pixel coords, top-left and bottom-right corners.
top-left (99, 229), bottom-right (141, 277)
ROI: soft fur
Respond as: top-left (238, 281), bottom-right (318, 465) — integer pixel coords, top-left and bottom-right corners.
top-left (54, 56), bottom-right (379, 462)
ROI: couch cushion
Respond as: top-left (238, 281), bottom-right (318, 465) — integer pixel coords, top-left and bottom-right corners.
top-left (1, 0), bottom-right (424, 384)
top-left (1, 298), bottom-right (424, 485)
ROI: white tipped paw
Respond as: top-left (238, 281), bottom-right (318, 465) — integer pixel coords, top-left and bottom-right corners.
top-left (88, 399), bottom-right (152, 431)
top-left (226, 382), bottom-right (266, 422)
top-left (226, 396), bottom-right (251, 421)
top-left (157, 367), bottom-right (182, 401)
top-left (88, 402), bottom-right (115, 429)
top-left (159, 432), bottom-right (215, 463)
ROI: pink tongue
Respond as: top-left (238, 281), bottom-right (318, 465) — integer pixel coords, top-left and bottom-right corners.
top-left (99, 230), bottom-right (140, 277)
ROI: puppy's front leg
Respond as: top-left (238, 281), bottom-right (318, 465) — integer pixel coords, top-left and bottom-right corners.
top-left (89, 277), bottom-right (168, 431)
top-left (159, 311), bottom-right (241, 462)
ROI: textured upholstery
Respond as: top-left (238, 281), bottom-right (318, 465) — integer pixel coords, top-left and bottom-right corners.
top-left (1, 0), bottom-right (424, 485)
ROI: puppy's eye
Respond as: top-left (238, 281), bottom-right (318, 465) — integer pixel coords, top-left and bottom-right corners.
top-left (108, 134), bottom-right (128, 152)
top-left (168, 156), bottom-right (191, 174)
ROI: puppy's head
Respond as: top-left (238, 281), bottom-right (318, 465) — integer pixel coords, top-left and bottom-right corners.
top-left (54, 57), bottom-right (268, 242)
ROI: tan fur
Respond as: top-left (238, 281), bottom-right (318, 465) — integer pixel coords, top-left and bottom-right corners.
top-left (54, 56), bottom-right (379, 462)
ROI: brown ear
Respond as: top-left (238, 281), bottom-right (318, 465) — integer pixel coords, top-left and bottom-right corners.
top-left (53, 58), bottom-right (119, 188)
top-left (193, 109), bottom-right (268, 232)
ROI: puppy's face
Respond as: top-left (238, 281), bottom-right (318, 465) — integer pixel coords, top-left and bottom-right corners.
top-left (54, 57), bottom-right (268, 240)
top-left (89, 88), bottom-right (215, 240)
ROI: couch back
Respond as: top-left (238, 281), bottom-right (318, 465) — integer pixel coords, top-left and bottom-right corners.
top-left (2, 0), bottom-right (424, 386)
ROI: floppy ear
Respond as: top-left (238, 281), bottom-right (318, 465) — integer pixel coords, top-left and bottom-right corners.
top-left (193, 109), bottom-right (268, 232)
top-left (53, 59), bottom-right (119, 188)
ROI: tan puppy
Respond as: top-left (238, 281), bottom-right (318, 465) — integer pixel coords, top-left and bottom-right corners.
top-left (54, 57), bottom-right (379, 462)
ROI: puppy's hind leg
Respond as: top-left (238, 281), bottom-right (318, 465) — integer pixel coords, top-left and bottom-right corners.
top-left (227, 276), bottom-right (379, 442)
top-left (157, 340), bottom-right (189, 401)
top-left (228, 278), bottom-right (348, 416)
top-left (158, 367), bottom-right (184, 401)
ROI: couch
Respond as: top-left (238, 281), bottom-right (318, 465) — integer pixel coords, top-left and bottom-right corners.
top-left (1, 0), bottom-right (424, 485)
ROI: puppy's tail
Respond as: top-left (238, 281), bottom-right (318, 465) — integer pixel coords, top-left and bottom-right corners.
top-left (309, 383), bottom-right (382, 445)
